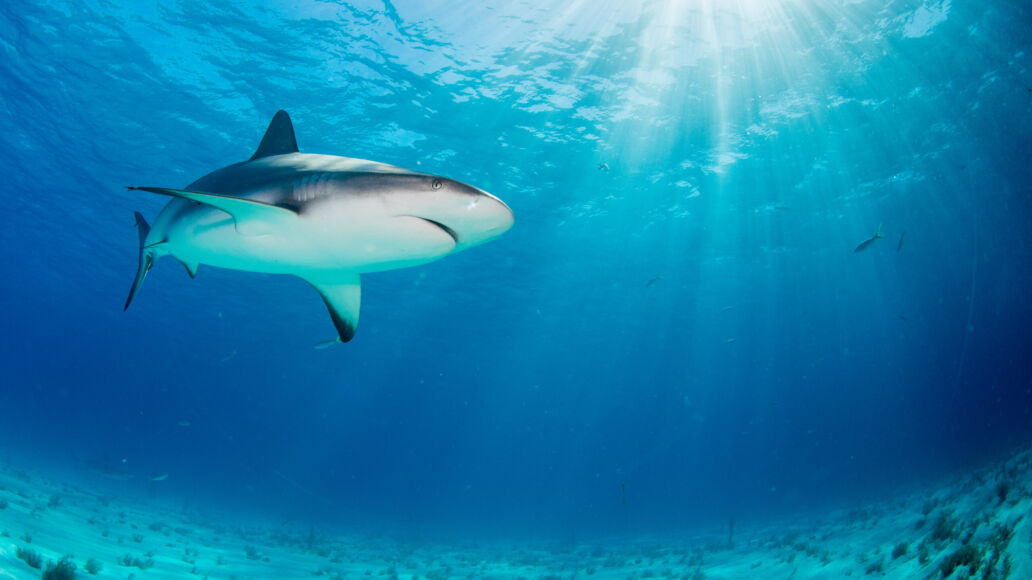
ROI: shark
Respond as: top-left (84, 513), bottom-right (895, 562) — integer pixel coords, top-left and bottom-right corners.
top-left (125, 110), bottom-right (514, 343)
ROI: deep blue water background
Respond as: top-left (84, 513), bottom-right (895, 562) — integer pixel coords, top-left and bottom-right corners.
top-left (1, 0), bottom-right (1030, 539)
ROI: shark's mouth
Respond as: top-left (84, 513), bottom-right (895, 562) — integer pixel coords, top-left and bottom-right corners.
top-left (414, 217), bottom-right (459, 244)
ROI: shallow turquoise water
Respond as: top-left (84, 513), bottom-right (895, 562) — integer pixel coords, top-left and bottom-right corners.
top-left (0, 0), bottom-right (1030, 539)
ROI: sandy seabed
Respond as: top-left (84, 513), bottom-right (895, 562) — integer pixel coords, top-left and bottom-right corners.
top-left (1, 446), bottom-right (1031, 579)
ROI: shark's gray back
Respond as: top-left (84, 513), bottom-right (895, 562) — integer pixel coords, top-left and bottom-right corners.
top-left (186, 153), bottom-right (424, 197)
top-left (149, 153), bottom-right (432, 236)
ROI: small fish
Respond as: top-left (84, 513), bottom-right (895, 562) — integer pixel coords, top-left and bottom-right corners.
top-left (221, 349), bottom-right (237, 362)
top-left (149, 473), bottom-right (169, 482)
top-left (314, 338), bottom-right (341, 350)
top-left (177, 420), bottom-right (191, 427)
top-left (725, 338), bottom-right (736, 344)
top-left (896, 231), bottom-right (905, 252)
top-left (598, 162), bottom-right (609, 172)
top-left (853, 224), bottom-right (884, 253)
top-left (645, 274), bottom-right (663, 287)
top-left (720, 306), bottom-right (734, 313)
top-left (896, 313), bottom-right (907, 321)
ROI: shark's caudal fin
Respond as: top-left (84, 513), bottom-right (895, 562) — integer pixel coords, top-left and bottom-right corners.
top-left (124, 211), bottom-right (154, 311)
top-left (303, 273), bottom-right (362, 343)
top-left (251, 110), bottom-right (299, 160)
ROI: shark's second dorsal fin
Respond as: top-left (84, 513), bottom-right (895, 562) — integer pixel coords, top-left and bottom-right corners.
top-left (250, 110), bottom-right (299, 160)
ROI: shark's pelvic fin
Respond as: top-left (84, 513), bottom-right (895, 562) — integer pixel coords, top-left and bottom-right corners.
top-left (125, 211), bottom-right (154, 311)
top-left (304, 274), bottom-right (362, 343)
top-left (127, 186), bottom-right (297, 235)
top-left (174, 256), bottom-right (199, 278)
top-left (251, 110), bottom-right (299, 160)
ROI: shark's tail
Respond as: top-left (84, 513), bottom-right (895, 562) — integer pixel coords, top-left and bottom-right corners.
top-left (875, 223), bottom-right (884, 238)
top-left (124, 211), bottom-right (154, 311)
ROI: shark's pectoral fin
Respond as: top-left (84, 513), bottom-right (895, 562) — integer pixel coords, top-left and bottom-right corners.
top-left (127, 186), bottom-right (297, 236)
top-left (303, 273), bottom-right (362, 343)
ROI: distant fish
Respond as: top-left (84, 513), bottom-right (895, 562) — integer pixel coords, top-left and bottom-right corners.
top-left (725, 338), bottom-right (736, 344)
top-left (314, 339), bottom-right (339, 350)
top-left (853, 224), bottom-right (884, 253)
top-left (897, 231), bottom-right (905, 252)
top-left (645, 274), bottom-right (663, 287)
top-left (177, 420), bottom-right (191, 427)
top-left (149, 473), bottom-right (169, 482)
top-left (720, 306), bottom-right (734, 313)
top-left (598, 162), bottom-right (609, 172)
top-left (896, 313), bottom-right (907, 321)
top-left (221, 349), bottom-right (237, 362)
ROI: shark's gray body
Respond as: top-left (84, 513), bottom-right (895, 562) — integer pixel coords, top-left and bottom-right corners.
top-left (126, 111), bottom-right (513, 342)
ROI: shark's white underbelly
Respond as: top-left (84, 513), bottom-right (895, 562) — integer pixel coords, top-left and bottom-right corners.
top-left (163, 208), bottom-right (457, 277)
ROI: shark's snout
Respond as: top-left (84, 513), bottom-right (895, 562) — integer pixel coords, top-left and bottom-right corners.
top-left (467, 189), bottom-right (514, 242)
top-left (426, 181), bottom-right (513, 251)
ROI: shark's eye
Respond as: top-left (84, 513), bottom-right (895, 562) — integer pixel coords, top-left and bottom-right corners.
top-left (431, 178), bottom-right (443, 190)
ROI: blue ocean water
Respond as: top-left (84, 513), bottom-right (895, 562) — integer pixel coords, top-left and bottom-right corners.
top-left (0, 0), bottom-right (1030, 544)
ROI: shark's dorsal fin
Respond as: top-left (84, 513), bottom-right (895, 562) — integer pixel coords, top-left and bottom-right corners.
top-left (251, 110), bottom-right (299, 160)
top-left (303, 274), bottom-right (362, 343)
